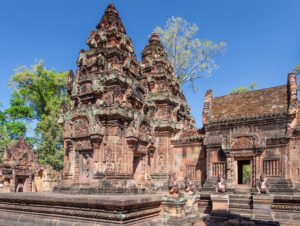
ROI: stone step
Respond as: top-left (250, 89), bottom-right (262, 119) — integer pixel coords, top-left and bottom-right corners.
top-left (229, 208), bottom-right (253, 216)
top-left (269, 188), bottom-right (295, 193)
top-left (270, 184), bottom-right (293, 189)
top-left (270, 192), bottom-right (294, 195)
top-left (229, 203), bottom-right (252, 209)
top-left (229, 194), bottom-right (251, 198)
top-left (270, 180), bottom-right (292, 185)
top-left (229, 199), bottom-right (252, 205)
top-left (233, 188), bottom-right (251, 194)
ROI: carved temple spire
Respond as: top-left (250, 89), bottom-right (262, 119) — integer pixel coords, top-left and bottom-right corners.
top-left (142, 32), bottom-right (169, 64)
top-left (58, 4), bottom-right (155, 193)
top-left (96, 4), bottom-right (126, 35)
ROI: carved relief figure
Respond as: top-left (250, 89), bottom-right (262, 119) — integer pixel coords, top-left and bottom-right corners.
top-left (81, 153), bottom-right (92, 183)
top-left (116, 148), bottom-right (123, 172)
top-left (214, 176), bottom-right (226, 193)
top-left (256, 175), bottom-right (270, 194)
top-left (105, 146), bottom-right (114, 172)
top-left (73, 117), bottom-right (89, 137)
top-left (231, 136), bottom-right (254, 150)
top-left (168, 173), bottom-right (179, 197)
top-left (184, 175), bottom-right (195, 195)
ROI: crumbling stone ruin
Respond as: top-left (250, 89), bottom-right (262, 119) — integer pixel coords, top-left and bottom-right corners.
top-left (1, 4), bottom-right (300, 226)
top-left (0, 138), bottom-right (60, 193)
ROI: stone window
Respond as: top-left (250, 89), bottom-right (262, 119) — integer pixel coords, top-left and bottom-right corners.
top-left (263, 159), bottom-right (280, 176)
top-left (212, 162), bottom-right (226, 177)
top-left (186, 164), bottom-right (196, 179)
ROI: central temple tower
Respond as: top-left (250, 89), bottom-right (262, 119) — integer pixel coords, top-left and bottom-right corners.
top-left (58, 4), bottom-right (155, 193)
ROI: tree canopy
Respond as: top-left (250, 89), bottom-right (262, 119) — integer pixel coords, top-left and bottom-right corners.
top-left (4, 61), bottom-right (69, 170)
top-left (155, 16), bottom-right (226, 90)
top-left (294, 64), bottom-right (300, 76)
top-left (230, 82), bottom-right (258, 94)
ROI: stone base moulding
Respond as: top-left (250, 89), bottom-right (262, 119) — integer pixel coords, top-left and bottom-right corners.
top-left (0, 193), bottom-right (162, 225)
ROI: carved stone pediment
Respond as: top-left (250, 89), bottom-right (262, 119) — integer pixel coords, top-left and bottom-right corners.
top-left (231, 136), bottom-right (254, 150)
top-left (73, 117), bottom-right (90, 138)
top-left (74, 139), bottom-right (92, 151)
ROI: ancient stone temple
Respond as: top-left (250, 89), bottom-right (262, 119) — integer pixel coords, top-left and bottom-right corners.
top-left (141, 32), bottom-right (204, 189)
top-left (1, 4), bottom-right (300, 226)
top-left (0, 138), bottom-right (60, 193)
top-left (58, 4), bottom-right (156, 193)
top-left (57, 5), bottom-right (202, 193)
top-left (202, 72), bottom-right (300, 193)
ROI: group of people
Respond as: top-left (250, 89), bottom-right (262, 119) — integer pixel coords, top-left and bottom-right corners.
top-left (168, 173), bottom-right (270, 197)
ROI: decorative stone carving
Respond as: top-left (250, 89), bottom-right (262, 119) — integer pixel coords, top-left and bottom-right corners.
top-left (168, 173), bottom-right (179, 197)
top-left (0, 138), bottom-right (60, 193)
top-left (73, 117), bottom-right (89, 137)
top-left (214, 176), bottom-right (226, 193)
top-left (231, 136), bottom-right (254, 150)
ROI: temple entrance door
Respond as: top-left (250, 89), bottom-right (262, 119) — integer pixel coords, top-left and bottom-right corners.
top-left (79, 152), bottom-right (93, 185)
top-left (237, 160), bottom-right (251, 185)
top-left (16, 177), bottom-right (27, 192)
top-left (133, 155), bottom-right (145, 187)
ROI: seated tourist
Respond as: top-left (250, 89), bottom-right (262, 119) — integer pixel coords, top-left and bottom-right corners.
top-left (256, 175), bottom-right (270, 194)
top-left (214, 175), bottom-right (226, 193)
top-left (184, 175), bottom-right (195, 195)
top-left (168, 173), bottom-right (179, 197)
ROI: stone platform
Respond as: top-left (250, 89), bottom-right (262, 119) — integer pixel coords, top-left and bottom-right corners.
top-left (0, 192), bottom-right (162, 225)
top-left (2, 192), bottom-right (300, 225)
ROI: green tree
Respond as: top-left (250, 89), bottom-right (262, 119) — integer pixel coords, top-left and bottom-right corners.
top-left (0, 126), bottom-right (15, 162)
top-left (155, 17), bottom-right (226, 90)
top-left (294, 64), bottom-right (300, 76)
top-left (230, 82), bottom-right (258, 94)
top-left (0, 102), bottom-right (5, 125)
top-left (35, 97), bottom-right (65, 170)
top-left (4, 91), bottom-right (34, 140)
top-left (0, 93), bottom-right (34, 162)
top-left (9, 61), bottom-right (68, 170)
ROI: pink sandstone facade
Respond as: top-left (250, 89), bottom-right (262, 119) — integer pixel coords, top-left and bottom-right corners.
top-left (0, 138), bottom-right (60, 193)
top-left (57, 4), bottom-right (204, 193)
top-left (57, 4), bottom-right (300, 195)
top-left (1, 4), bottom-right (300, 225)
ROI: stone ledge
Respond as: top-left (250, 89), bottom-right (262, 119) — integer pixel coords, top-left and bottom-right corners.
top-left (0, 193), bottom-right (162, 225)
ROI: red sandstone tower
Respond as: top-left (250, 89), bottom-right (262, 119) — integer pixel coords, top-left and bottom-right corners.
top-left (58, 4), bottom-right (155, 193)
top-left (141, 33), bottom-right (196, 189)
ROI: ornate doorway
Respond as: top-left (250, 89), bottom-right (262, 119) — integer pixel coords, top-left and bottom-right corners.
top-left (237, 160), bottom-right (251, 185)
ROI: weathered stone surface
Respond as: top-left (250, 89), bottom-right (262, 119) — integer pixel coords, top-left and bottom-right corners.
top-left (0, 192), bottom-right (162, 225)
top-left (0, 138), bottom-right (60, 193)
top-left (57, 4), bottom-right (200, 194)
top-left (202, 72), bottom-right (300, 194)
top-left (2, 3), bottom-right (300, 226)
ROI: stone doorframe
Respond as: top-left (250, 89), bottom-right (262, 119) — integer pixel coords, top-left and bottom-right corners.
top-left (224, 149), bottom-right (263, 188)
top-left (221, 130), bottom-right (265, 189)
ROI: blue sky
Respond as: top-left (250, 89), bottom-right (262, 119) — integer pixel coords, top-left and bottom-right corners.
top-left (0, 0), bottom-right (299, 128)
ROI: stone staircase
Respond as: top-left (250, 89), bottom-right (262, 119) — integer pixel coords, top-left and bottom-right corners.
top-left (269, 179), bottom-right (295, 195)
top-left (228, 194), bottom-right (253, 219)
top-left (201, 178), bottom-right (216, 192)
